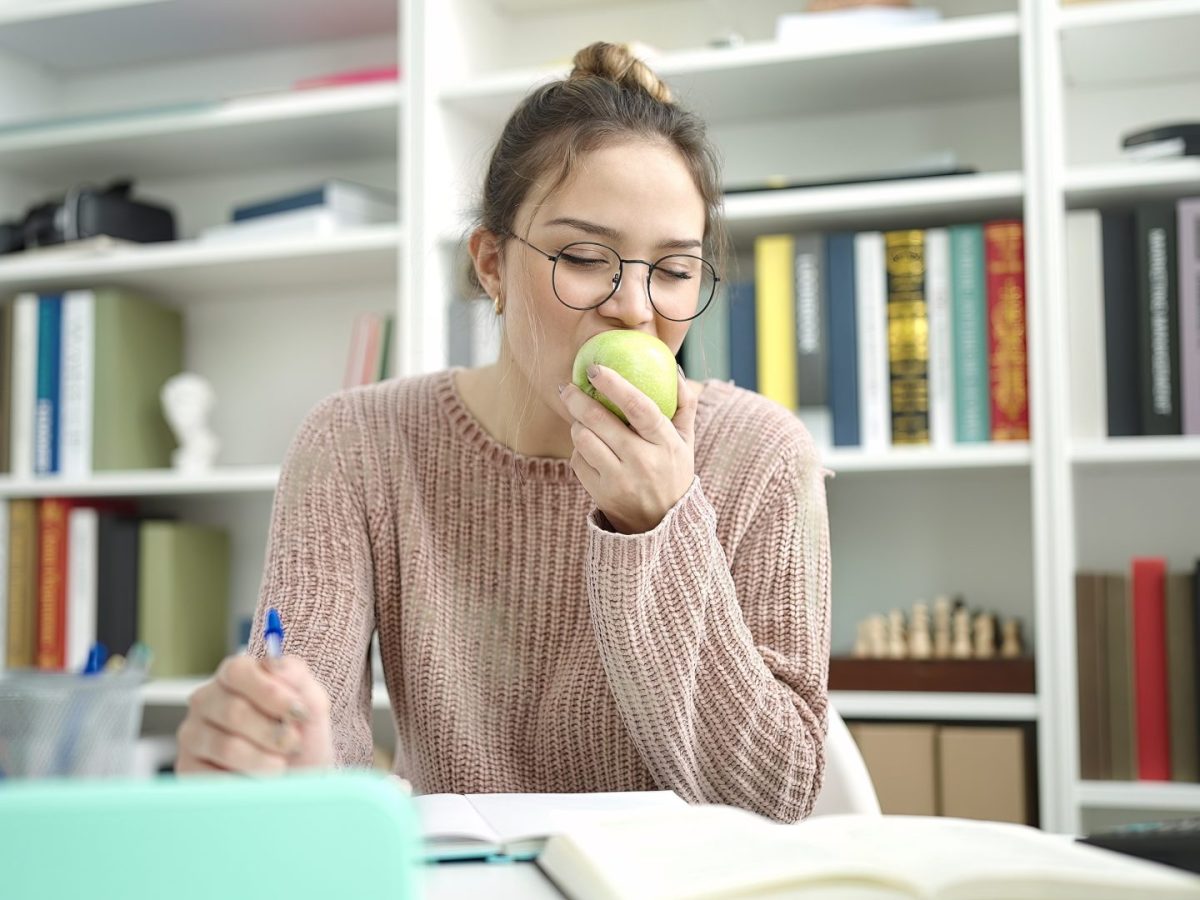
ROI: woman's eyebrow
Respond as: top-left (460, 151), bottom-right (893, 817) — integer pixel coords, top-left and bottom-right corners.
top-left (542, 217), bottom-right (702, 252)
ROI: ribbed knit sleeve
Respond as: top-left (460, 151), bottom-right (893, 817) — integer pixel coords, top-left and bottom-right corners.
top-left (247, 394), bottom-right (376, 768)
top-left (584, 450), bottom-right (831, 823)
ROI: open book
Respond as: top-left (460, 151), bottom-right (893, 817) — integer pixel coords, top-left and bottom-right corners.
top-left (538, 807), bottom-right (1200, 900)
top-left (413, 790), bottom-right (686, 862)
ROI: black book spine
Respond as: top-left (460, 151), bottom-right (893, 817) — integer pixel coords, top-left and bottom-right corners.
top-left (1102, 210), bottom-right (1141, 437)
top-left (96, 513), bottom-right (141, 658)
top-left (1135, 202), bottom-right (1183, 435)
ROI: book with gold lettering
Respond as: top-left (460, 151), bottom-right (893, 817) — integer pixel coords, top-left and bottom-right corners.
top-left (884, 229), bottom-right (929, 444)
top-left (985, 220), bottom-right (1029, 441)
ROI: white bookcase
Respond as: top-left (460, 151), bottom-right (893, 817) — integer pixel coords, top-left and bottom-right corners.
top-left (1, 0), bottom-right (1198, 833)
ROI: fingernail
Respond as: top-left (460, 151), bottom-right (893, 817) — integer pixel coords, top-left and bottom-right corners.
top-left (587, 364), bottom-right (599, 379)
top-left (273, 721), bottom-right (297, 753)
top-left (288, 701), bottom-right (309, 722)
top-left (557, 383), bottom-right (567, 394)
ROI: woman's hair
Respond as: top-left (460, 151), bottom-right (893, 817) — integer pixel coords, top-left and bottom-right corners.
top-left (464, 41), bottom-right (728, 296)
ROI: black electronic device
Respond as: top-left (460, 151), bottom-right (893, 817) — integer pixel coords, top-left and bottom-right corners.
top-left (1079, 817), bottom-right (1200, 875)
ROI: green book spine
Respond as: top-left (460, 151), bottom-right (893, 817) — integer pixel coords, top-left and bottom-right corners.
top-left (137, 521), bottom-right (230, 678)
top-left (950, 224), bottom-right (990, 443)
top-left (92, 288), bottom-right (183, 471)
top-left (682, 283), bottom-right (731, 382)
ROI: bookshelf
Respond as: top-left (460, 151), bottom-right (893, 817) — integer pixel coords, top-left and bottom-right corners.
top-left (0, 467), bottom-right (280, 499)
top-left (2, 0), bottom-right (1197, 833)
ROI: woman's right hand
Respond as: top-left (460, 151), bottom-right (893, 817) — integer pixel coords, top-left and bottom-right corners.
top-left (176, 653), bottom-right (336, 774)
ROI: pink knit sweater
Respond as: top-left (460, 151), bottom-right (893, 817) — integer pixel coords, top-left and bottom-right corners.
top-left (248, 369), bottom-right (831, 823)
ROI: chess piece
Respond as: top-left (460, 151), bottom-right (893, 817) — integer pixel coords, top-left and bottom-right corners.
top-left (886, 609), bottom-right (907, 659)
top-left (853, 619), bottom-right (870, 658)
top-left (932, 595), bottom-right (952, 659)
top-left (1001, 618), bottom-right (1023, 659)
top-left (162, 372), bottom-right (220, 472)
top-left (951, 607), bottom-right (972, 659)
top-left (866, 614), bottom-right (887, 658)
top-left (973, 612), bottom-right (996, 659)
top-left (909, 602), bottom-right (932, 660)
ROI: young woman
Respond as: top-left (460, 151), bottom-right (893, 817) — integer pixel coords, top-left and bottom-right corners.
top-left (176, 41), bottom-right (831, 823)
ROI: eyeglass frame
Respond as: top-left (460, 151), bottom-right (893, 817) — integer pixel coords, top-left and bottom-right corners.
top-left (502, 232), bottom-right (720, 323)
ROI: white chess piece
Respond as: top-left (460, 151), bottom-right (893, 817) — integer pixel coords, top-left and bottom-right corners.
top-left (1001, 618), bottom-right (1023, 659)
top-left (162, 372), bottom-right (220, 472)
top-left (973, 612), bottom-right (996, 659)
top-left (867, 614), bottom-right (887, 659)
top-left (853, 619), bottom-right (870, 658)
top-left (951, 607), bottom-right (973, 659)
top-left (909, 602), bottom-right (932, 660)
top-left (886, 609), bottom-right (907, 659)
top-left (932, 595), bottom-right (953, 659)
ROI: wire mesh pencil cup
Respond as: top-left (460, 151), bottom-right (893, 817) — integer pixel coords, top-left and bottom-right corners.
top-left (0, 668), bottom-right (146, 779)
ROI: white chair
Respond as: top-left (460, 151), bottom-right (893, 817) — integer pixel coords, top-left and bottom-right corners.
top-left (810, 704), bottom-right (881, 816)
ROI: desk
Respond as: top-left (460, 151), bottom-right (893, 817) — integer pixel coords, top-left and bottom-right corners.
top-left (423, 861), bottom-right (562, 899)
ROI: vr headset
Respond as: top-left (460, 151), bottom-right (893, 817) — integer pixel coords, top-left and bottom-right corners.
top-left (0, 179), bottom-right (175, 254)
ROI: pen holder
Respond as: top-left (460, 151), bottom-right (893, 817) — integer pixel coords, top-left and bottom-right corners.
top-left (0, 669), bottom-right (146, 779)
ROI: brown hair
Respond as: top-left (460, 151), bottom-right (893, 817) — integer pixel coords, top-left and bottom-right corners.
top-left (465, 41), bottom-right (728, 295)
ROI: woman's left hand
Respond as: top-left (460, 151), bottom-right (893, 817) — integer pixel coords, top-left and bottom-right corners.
top-left (559, 364), bottom-right (697, 534)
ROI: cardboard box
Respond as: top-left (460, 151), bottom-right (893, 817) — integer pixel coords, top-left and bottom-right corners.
top-left (939, 725), bottom-right (1033, 825)
top-left (848, 723), bottom-right (938, 816)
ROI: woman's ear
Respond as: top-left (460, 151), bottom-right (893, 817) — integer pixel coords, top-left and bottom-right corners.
top-left (468, 228), bottom-right (504, 301)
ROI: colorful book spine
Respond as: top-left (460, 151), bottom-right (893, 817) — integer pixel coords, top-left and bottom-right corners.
top-left (985, 221), bottom-right (1029, 441)
top-left (794, 233), bottom-right (830, 446)
top-left (1135, 203), bottom-right (1182, 435)
top-left (1178, 198), bottom-right (1200, 436)
top-left (950, 224), bottom-right (990, 444)
top-left (6, 498), bottom-right (37, 668)
top-left (10, 293), bottom-right (38, 479)
top-left (727, 281), bottom-right (758, 392)
top-left (855, 232), bottom-right (890, 451)
top-left (827, 232), bottom-right (860, 447)
top-left (36, 498), bottom-right (71, 670)
top-left (1101, 211), bottom-right (1140, 437)
top-left (1075, 573), bottom-right (1110, 781)
top-left (925, 228), bottom-right (954, 449)
top-left (34, 295), bottom-right (63, 476)
top-left (1131, 557), bottom-right (1171, 781)
top-left (755, 235), bottom-right (798, 410)
top-left (59, 290), bottom-right (95, 478)
top-left (884, 229), bottom-right (929, 444)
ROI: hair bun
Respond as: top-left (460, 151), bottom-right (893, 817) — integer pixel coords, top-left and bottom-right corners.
top-left (569, 41), bottom-right (672, 104)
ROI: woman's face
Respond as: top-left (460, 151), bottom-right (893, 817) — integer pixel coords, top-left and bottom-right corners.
top-left (487, 138), bottom-right (707, 417)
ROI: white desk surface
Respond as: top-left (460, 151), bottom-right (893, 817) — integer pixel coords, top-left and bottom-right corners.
top-left (422, 861), bottom-right (562, 899)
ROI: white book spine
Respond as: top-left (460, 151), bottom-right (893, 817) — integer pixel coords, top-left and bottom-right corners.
top-left (1066, 210), bottom-right (1107, 440)
top-left (66, 506), bottom-right (99, 672)
top-left (10, 293), bottom-right (38, 479)
top-left (0, 499), bottom-right (8, 669)
top-left (925, 228), bottom-right (955, 449)
top-left (855, 232), bottom-right (890, 452)
top-left (59, 290), bottom-right (95, 478)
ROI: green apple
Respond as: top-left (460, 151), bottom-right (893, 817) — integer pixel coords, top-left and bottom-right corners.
top-left (572, 330), bottom-right (678, 423)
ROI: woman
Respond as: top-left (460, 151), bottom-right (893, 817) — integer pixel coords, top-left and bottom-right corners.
top-left (176, 41), bottom-right (831, 823)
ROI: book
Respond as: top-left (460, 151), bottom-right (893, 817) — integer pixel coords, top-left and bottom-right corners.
top-left (1076, 572), bottom-right (1110, 781)
top-left (292, 65), bottom-right (401, 91)
top-left (1065, 210), bottom-right (1107, 440)
top-left (1165, 571), bottom-right (1198, 783)
top-left (9, 293), bottom-right (38, 478)
top-left (35, 497), bottom-right (73, 669)
top-left (199, 206), bottom-right (392, 242)
top-left (232, 179), bottom-right (396, 224)
top-left (59, 289), bottom-right (95, 478)
top-left (1132, 557), bottom-right (1171, 781)
top-left (415, 790), bottom-right (686, 862)
top-left (826, 232), bottom-right (859, 447)
top-left (794, 232), bottom-right (831, 447)
top-left (1101, 210), bottom-right (1141, 437)
top-left (137, 521), bottom-right (230, 678)
top-left (1136, 203), bottom-right (1182, 435)
top-left (1106, 573), bottom-right (1139, 781)
top-left (1179, 198), bottom-right (1200, 436)
top-left (925, 227), bottom-right (954, 449)
top-left (949, 223), bottom-right (990, 443)
top-left (986, 220), bottom-right (1029, 441)
top-left (855, 231), bottom-right (890, 451)
top-left (884, 229), bottom-right (929, 444)
top-left (727, 281), bottom-right (757, 391)
top-left (754, 234), bottom-right (798, 410)
top-left (96, 512), bottom-right (142, 660)
top-left (5, 498), bottom-right (36, 668)
top-left (537, 807), bottom-right (1200, 900)
top-left (65, 506), bottom-right (99, 672)
top-left (34, 294), bottom-right (63, 475)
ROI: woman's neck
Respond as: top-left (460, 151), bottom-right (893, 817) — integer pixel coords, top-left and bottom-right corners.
top-left (456, 352), bottom-right (575, 460)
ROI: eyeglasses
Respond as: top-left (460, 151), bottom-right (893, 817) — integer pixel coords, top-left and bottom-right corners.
top-left (506, 233), bottom-right (719, 323)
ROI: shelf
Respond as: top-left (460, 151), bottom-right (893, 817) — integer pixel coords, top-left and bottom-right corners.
top-left (0, 225), bottom-right (402, 296)
top-left (442, 14), bottom-right (1020, 128)
top-left (829, 690), bottom-right (1039, 721)
top-left (723, 172), bottom-right (1024, 239)
top-left (0, 82), bottom-right (400, 180)
top-left (1071, 437), bottom-right (1200, 468)
top-left (0, 466), bottom-right (280, 499)
top-left (0, 0), bottom-right (398, 72)
top-left (1065, 159), bottom-right (1200, 207)
top-left (1059, 0), bottom-right (1200, 88)
top-left (143, 678), bottom-right (391, 710)
top-left (824, 443), bottom-right (1032, 474)
top-left (1077, 781), bottom-right (1200, 811)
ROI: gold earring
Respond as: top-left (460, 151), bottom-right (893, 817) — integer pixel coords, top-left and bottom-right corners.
top-left (493, 295), bottom-right (504, 315)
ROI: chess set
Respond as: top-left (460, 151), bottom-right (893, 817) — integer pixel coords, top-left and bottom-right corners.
top-left (829, 596), bottom-right (1036, 694)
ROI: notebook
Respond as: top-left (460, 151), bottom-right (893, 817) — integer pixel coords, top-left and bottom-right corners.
top-left (538, 807), bottom-right (1200, 900)
top-left (414, 790), bottom-right (686, 862)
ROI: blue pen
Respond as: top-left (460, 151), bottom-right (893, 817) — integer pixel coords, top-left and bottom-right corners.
top-left (264, 608), bottom-right (285, 662)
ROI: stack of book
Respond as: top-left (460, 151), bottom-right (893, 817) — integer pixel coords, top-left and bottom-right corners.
top-left (1, 498), bottom-right (230, 677)
top-left (681, 220), bottom-right (1028, 451)
top-left (342, 311), bottom-right (393, 388)
top-left (0, 289), bottom-right (183, 478)
top-left (200, 179), bottom-right (398, 243)
top-left (1066, 200), bottom-right (1200, 438)
top-left (1075, 557), bottom-right (1200, 782)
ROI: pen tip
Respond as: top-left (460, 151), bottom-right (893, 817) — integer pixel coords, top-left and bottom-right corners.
top-left (266, 607), bottom-right (283, 635)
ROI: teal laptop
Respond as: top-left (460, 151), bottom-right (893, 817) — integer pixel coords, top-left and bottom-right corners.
top-left (0, 770), bottom-right (422, 899)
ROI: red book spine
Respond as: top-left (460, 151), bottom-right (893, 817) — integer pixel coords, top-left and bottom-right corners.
top-left (35, 498), bottom-right (72, 670)
top-left (1132, 556), bottom-right (1171, 780)
top-left (985, 220), bottom-right (1029, 441)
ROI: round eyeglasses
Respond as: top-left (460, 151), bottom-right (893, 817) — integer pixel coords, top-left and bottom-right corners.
top-left (507, 234), bottom-right (719, 323)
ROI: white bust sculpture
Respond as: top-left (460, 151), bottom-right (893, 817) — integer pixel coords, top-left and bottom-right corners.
top-left (161, 372), bottom-right (219, 472)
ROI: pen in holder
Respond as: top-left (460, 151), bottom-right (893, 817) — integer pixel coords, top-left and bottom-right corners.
top-left (0, 642), bottom-right (152, 780)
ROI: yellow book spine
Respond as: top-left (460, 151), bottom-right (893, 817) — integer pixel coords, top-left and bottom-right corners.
top-left (885, 229), bottom-right (929, 445)
top-left (754, 234), bottom-right (798, 410)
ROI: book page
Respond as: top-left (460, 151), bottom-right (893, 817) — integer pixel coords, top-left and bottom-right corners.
top-left (469, 791), bottom-right (687, 848)
top-left (412, 793), bottom-right (499, 854)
